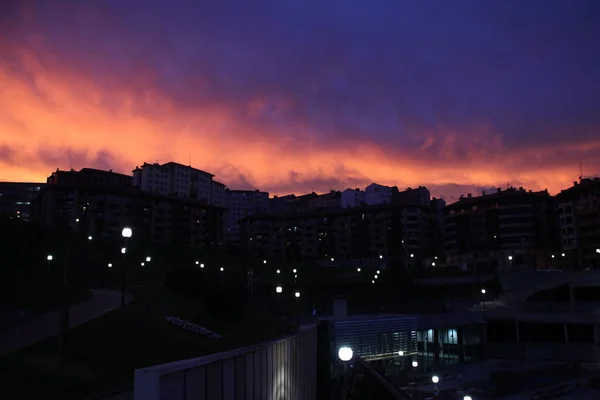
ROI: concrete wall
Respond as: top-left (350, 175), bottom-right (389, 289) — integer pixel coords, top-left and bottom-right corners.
top-left (134, 325), bottom-right (317, 400)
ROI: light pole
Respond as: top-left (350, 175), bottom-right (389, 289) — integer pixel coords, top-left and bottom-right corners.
top-left (121, 227), bottom-right (133, 307)
top-left (412, 361), bottom-right (419, 399)
top-left (481, 288), bottom-right (486, 310)
top-left (46, 254), bottom-right (53, 268)
top-left (463, 397), bottom-right (472, 400)
top-left (398, 350), bottom-right (404, 370)
top-left (432, 375), bottom-right (439, 398)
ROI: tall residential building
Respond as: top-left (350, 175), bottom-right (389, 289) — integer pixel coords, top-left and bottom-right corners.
top-left (443, 187), bottom-right (559, 271)
top-left (47, 168), bottom-right (132, 188)
top-left (132, 162), bottom-right (214, 203)
top-left (365, 183), bottom-right (394, 205)
top-left (211, 180), bottom-right (227, 207)
top-left (241, 203), bottom-right (436, 263)
top-left (341, 188), bottom-right (366, 208)
top-left (36, 172), bottom-right (223, 248)
top-left (0, 182), bottom-right (45, 221)
top-left (556, 178), bottom-right (600, 269)
top-left (224, 189), bottom-right (269, 246)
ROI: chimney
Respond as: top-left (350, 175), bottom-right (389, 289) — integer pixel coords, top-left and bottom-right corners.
top-left (497, 188), bottom-right (501, 193)
top-left (482, 190), bottom-right (486, 195)
top-left (467, 193), bottom-right (472, 198)
top-left (519, 187), bottom-right (523, 191)
top-left (573, 181), bottom-right (578, 186)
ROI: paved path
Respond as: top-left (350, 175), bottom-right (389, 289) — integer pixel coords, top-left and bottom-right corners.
top-left (0, 289), bottom-right (128, 356)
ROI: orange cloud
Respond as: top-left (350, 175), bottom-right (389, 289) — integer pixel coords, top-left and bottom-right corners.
top-left (0, 47), bottom-right (598, 199)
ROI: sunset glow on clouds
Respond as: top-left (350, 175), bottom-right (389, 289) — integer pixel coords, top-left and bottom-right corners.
top-left (1, 0), bottom-right (599, 201)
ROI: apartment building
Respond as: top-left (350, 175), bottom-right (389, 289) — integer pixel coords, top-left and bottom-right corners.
top-left (224, 189), bottom-right (269, 246)
top-left (47, 168), bottom-right (132, 187)
top-left (0, 182), bottom-right (45, 221)
top-left (241, 203), bottom-right (435, 263)
top-left (211, 180), bottom-right (227, 207)
top-left (443, 187), bottom-right (559, 271)
top-left (36, 171), bottom-right (223, 248)
top-left (341, 188), bottom-right (365, 208)
top-left (132, 162), bottom-right (214, 203)
top-left (556, 178), bottom-right (600, 269)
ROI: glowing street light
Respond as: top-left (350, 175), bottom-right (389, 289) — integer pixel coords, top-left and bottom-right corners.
top-left (88, 235), bottom-right (93, 241)
top-left (293, 269), bottom-right (297, 273)
top-left (508, 255), bottom-right (513, 261)
top-left (410, 254), bottom-right (414, 258)
top-left (561, 253), bottom-right (565, 257)
top-left (121, 247), bottom-right (126, 254)
top-left (295, 291), bottom-right (300, 298)
top-left (398, 350), bottom-right (404, 356)
top-left (108, 263), bottom-right (112, 268)
top-left (330, 257), bottom-right (334, 262)
top-left (379, 255), bottom-right (383, 259)
top-left (338, 347), bottom-right (353, 361)
top-left (357, 268), bottom-right (361, 272)
top-left (412, 361), bottom-right (418, 368)
top-left (141, 262), bottom-right (145, 267)
top-left (276, 286), bottom-right (283, 293)
top-left (263, 260), bottom-right (267, 264)
top-left (276, 269), bottom-right (281, 274)
top-left (46, 255), bottom-right (53, 261)
top-left (146, 256), bottom-right (151, 262)
top-left (200, 263), bottom-right (204, 268)
top-left (195, 261), bottom-right (199, 265)
top-left (464, 397), bottom-right (472, 400)
top-left (432, 375), bottom-right (439, 384)
top-left (121, 227), bottom-right (133, 238)
top-left (432, 262), bottom-right (436, 266)
top-left (481, 289), bottom-right (486, 294)
top-left (220, 267), bottom-right (224, 272)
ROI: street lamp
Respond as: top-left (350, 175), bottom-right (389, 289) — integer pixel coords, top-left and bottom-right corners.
top-left (295, 291), bottom-right (300, 298)
top-left (379, 255), bottom-right (383, 259)
top-left (338, 347), bottom-right (353, 361)
top-left (200, 263), bottom-right (204, 268)
top-left (463, 397), bottom-right (472, 400)
top-left (331, 257), bottom-right (334, 262)
top-left (276, 269), bottom-right (280, 274)
top-left (410, 254), bottom-right (414, 258)
top-left (412, 361), bottom-right (418, 368)
top-left (357, 267), bottom-right (361, 272)
top-left (432, 262), bottom-right (436, 266)
top-left (108, 263), bottom-right (112, 268)
top-left (88, 235), bottom-right (92, 241)
top-left (508, 255), bottom-right (513, 261)
top-left (263, 260), bottom-right (267, 264)
top-left (220, 267), bottom-right (224, 272)
top-left (120, 227), bottom-right (133, 307)
top-left (293, 269), bottom-right (297, 273)
top-left (561, 253), bottom-right (565, 257)
top-left (141, 262), bottom-right (145, 267)
top-left (432, 375), bottom-right (439, 384)
top-left (276, 286), bottom-right (283, 293)
top-left (481, 289), bottom-right (486, 294)
top-left (398, 350), bottom-right (404, 356)
top-left (47, 255), bottom-right (53, 261)
top-left (596, 248), bottom-right (600, 254)
top-left (146, 256), bottom-right (151, 262)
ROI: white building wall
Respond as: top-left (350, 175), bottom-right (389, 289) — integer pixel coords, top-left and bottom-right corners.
top-left (365, 183), bottom-right (393, 205)
top-left (340, 189), bottom-right (365, 208)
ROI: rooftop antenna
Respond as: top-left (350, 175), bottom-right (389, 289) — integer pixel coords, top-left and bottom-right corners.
top-left (579, 162), bottom-right (583, 180)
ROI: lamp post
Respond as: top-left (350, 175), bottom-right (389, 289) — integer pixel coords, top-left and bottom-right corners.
top-left (412, 361), bottom-right (419, 399)
top-left (432, 375), bottom-right (439, 399)
top-left (46, 254), bottom-right (53, 268)
top-left (121, 227), bottom-right (132, 307)
top-left (398, 350), bottom-right (404, 370)
top-left (463, 397), bottom-right (472, 400)
top-left (481, 288), bottom-right (486, 310)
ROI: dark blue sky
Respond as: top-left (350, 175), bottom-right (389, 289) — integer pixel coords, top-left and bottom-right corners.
top-left (1, 0), bottom-right (599, 199)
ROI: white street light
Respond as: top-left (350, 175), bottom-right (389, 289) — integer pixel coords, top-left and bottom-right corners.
top-left (371, 280), bottom-right (375, 284)
top-left (561, 253), bottom-right (565, 257)
top-left (295, 291), bottom-right (300, 298)
top-left (464, 397), bottom-right (472, 400)
top-left (338, 347), bottom-right (353, 361)
top-left (47, 255), bottom-right (53, 261)
top-left (108, 263), bottom-right (112, 268)
top-left (141, 262), bottom-right (145, 267)
top-left (552, 254), bottom-right (555, 258)
top-left (379, 255), bottom-right (383, 259)
top-left (432, 262), bottom-right (436, 266)
top-left (276, 286), bottom-right (283, 293)
top-left (75, 218), bottom-right (80, 223)
top-left (508, 255), bottom-right (513, 261)
top-left (146, 256), bottom-right (151, 262)
top-left (276, 269), bottom-right (281, 274)
top-left (410, 254), bottom-right (414, 258)
top-left (195, 261), bottom-right (199, 265)
top-left (122, 227), bottom-right (133, 238)
top-left (220, 267), bottom-right (224, 272)
top-left (263, 260), bottom-right (267, 264)
top-left (121, 247), bottom-right (126, 254)
top-left (294, 274), bottom-right (297, 278)
top-left (331, 257), bottom-right (334, 262)
top-left (88, 235), bottom-right (92, 241)
top-left (200, 263), bottom-right (204, 268)
top-left (481, 289), bottom-right (486, 294)
top-left (398, 350), bottom-right (404, 356)
top-left (357, 268), bottom-right (361, 272)
top-left (412, 361), bottom-right (418, 368)
top-left (434, 256), bottom-right (438, 260)
top-left (596, 248), bottom-right (600, 254)
top-left (377, 270), bottom-right (380, 274)
top-left (293, 269), bottom-right (297, 273)
top-left (432, 375), bottom-right (439, 384)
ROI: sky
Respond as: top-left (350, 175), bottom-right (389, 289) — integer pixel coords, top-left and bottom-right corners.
top-left (1, 0), bottom-right (599, 202)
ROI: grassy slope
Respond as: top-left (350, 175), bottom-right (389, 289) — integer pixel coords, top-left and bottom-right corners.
top-left (0, 289), bottom-right (287, 399)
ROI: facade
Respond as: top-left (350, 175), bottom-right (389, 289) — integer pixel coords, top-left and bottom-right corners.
top-left (443, 187), bottom-right (559, 271)
top-left (47, 168), bottom-right (132, 188)
top-left (35, 182), bottom-right (223, 249)
top-left (340, 188), bottom-right (365, 208)
top-left (132, 162), bottom-right (214, 204)
top-left (241, 203), bottom-right (436, 262)
top-left (0, 182), bottom-right (45, 221)
top-left (556, 178), bottom-right (600, 269)
top-left (210, 180), bottom-right (226, 207)
top-left (365, 183), bottom-right (394, 205)
top-left (224, 189), bottom-right (269, 246)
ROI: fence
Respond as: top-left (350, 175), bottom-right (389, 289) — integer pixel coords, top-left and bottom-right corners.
top-left (134, 324), bottom-right (318, 400)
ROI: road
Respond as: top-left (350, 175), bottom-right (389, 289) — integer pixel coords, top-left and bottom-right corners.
top-left (0, 289), bottom-right (128, 356)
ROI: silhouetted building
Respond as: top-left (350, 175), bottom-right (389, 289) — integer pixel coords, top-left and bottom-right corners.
top-left (241, 202), bottom-right (436, 263)
top-left (556, 178), bottom-right (600, 269)
top-left (0, 182), bottom-right (45, 221)
top-left (47, 168), bottom-right (132, 187)
top-left (35, 181), bottom-right (223, 249)
top-left (443, 187), bottom-right (559, 271)
top-left (224, 189), bottom-right (269, 246)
